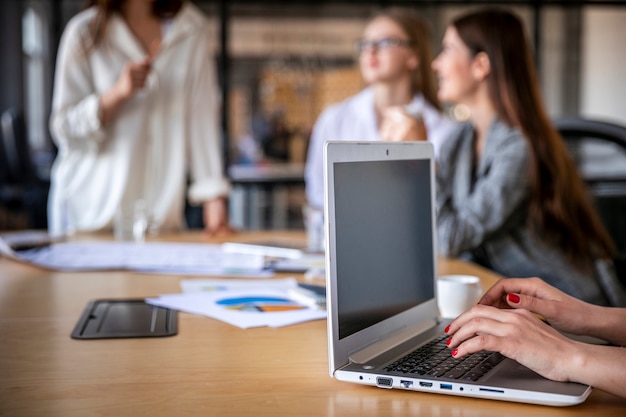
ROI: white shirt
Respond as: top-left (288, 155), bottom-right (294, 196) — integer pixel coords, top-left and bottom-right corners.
top-left (304, 87), bottom-right (457, 209)
top-left (48, 3), bottom-right (229, 235)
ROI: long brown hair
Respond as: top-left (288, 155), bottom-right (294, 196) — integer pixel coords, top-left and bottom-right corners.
top-left (83, 0), bottom-right (184, 49)
top-left (370, 8), bottom-right (442, 112)
top-left (452, 9), bottom-right (615, 268)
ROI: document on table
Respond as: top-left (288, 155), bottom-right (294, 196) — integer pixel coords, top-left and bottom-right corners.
top-left (0, 239), bottom-right (270, 277)
top-left (145, 277), bottom-right (327, 328)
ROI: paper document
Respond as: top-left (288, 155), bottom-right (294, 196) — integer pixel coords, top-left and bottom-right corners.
top-left (222, 241), bottom-right (303, 259)
top-left (146, 277), bottom-right (327, 328)
top-left (0, 239), bottom-right (270, 277)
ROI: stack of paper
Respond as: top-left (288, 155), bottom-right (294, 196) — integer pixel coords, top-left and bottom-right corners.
top-left (146, 278), bottom-right (327, 328)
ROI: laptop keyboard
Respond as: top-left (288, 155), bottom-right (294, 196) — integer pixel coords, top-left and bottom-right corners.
top-left (384, 334), bottom-right (505, 381)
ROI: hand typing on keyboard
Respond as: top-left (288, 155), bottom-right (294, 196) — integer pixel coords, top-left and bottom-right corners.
top-left (385, 334), bottom-right (504, 381)
top-left (444, 277), bottom-right (626, 399)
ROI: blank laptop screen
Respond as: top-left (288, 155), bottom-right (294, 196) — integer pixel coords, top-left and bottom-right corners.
top-left (333, 159), bottom-right (435, 340)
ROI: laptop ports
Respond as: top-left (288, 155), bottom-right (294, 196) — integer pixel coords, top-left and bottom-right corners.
top-left (400, 380), bottom-right (413, 388)
top-left (376, 377), bottom-right (393, 388)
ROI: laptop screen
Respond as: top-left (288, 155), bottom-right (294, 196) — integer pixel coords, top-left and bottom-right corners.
top-left (334, 159), bottom-right (435, 340)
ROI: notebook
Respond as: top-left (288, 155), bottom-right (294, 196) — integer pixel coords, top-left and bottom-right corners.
top-left (322, 141), bottom-right (591, 406)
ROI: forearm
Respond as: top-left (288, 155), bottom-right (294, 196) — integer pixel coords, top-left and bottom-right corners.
top-left (99, 85), bottom-right (129, 126)
top-left (584, 305), bottom-right (626, 346)
top-left (570, 342), bottom-right (626, 398)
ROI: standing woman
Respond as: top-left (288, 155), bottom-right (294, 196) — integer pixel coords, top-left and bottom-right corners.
top-left (304, 8), bottom-right (456, 210)
top-left (49, 0), bottom-right (231, 236)
top-left (432, 9), bottom-right (625, 306)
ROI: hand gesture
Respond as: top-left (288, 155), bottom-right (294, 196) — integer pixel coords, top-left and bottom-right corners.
top-left (379, 106), bottom-right (427, 142)
top-left (114, 56), bottom-right (153, 100)
top-left (99, 53), bottom-right (155, 126)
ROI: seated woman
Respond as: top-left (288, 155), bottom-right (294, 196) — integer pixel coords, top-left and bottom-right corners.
top-left (446, 277), bottom-right (626, 399)
top-left (426, 9), bottom-right (624, 306)
top-left (304, 7), bottom-right (456, 210)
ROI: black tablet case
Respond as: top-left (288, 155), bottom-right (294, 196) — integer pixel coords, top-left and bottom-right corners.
top-left (71, 299), bottom-right (178, 339)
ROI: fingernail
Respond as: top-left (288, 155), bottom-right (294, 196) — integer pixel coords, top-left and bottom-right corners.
top-left (444, 325), bottom-right (450, 333)
top-left (507, 293), bottom-right (521, 303)
top-left (451, 349), bottom-right (458, 357)
top-left (446, 338), bottom-right (452, 346)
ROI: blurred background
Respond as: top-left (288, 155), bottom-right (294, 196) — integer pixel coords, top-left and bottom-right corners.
top-left (1, 0), bottom-right (626, 233)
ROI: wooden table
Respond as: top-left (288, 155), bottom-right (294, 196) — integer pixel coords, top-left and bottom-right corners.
top-left (1, 231), bottom-right (624, 416)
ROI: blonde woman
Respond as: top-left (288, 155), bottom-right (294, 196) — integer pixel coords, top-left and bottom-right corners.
top-left (304, 8), bottom-right (456, 210)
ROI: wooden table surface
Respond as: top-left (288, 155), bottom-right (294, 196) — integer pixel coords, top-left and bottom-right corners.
top-left (1, 231), bottom-right (624, 416)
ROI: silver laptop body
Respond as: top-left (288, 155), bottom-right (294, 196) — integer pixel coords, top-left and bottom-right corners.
top-left (323, 141), bottom-right (591, 406)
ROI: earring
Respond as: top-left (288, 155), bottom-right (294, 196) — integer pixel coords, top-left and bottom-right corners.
top-left (450, 104), bottom-right (471, 122)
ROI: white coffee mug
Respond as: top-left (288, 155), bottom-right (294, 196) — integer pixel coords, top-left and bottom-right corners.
top-left (437, 275), bottom-right (483, 319)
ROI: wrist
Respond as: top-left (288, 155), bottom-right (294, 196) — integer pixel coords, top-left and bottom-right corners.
top-left (108, 82), bottom-right (130, 104)
top-left (99, 85), bottom-right (128, 125)
top-left (565, 341), bottom-right (594, 385)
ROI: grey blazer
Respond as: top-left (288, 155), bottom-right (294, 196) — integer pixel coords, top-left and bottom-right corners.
top-left (436, 118), bottom-right (625, 306)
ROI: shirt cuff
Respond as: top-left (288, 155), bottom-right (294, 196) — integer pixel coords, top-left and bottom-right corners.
top-left (188, 177), bottom-right (231, 204)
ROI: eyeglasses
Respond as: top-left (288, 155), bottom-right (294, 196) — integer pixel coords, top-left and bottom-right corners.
top-left (354, 37), bottom-right (413, 53)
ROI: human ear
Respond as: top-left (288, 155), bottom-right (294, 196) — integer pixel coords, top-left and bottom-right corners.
top-left (471, 51), bottom-right (490, 81)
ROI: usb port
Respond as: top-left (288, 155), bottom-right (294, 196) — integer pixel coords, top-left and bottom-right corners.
top-left (440, 383), bottom-right (453, 390)
top-left (419, 381), bottom-right (433, 387)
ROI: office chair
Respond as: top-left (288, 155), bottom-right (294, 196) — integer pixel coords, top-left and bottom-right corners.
top-left (554, 117), bottom-right (626, 285)
top-left (1, 109), bottom-right (36, 184)
top-left (0, 108), bottom-right (48, 229)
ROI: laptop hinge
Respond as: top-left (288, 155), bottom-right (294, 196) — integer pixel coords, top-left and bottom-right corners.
top-left (348, 318), bottom-right (437, 364)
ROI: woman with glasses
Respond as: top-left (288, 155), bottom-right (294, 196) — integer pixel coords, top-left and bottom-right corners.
top-left (48, 0), bottom-right (231, 237)
top-left (304, 8), bottom-right (456, 210)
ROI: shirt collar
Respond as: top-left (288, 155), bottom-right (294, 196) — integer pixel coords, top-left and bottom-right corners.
top-left (106, 3), bottom-right (202, 61)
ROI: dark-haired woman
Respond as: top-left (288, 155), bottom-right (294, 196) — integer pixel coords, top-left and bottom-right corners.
top-left (431, 9), bottom-right (625, 306)
top-left (49, 0), bottom-right (231, 236)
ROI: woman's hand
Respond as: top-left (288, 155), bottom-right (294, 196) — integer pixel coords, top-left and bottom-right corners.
top-left (445, 304), bottom-right (581, 382)
top-left (114, 57), bottom-right (153, 99)
top-left (99, 56), bottom-right (152, 125)
top-left (477, 277), bottom-right (601, 338)
top-left (203, 197), bottom-right (234, 237)
top-left (446, 302), bottom-right (626, 398)
top-left (379, 107), bottom-right (427, 142)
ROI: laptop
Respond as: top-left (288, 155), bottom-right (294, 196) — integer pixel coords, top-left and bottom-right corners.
top-left (322, 141), bottom-right (591, 406)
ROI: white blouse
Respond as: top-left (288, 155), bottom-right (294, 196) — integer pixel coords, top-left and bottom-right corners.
top-left (48, 3), bottom-right (229, 235)
top-left (304, 87), bottom-right (457, 209)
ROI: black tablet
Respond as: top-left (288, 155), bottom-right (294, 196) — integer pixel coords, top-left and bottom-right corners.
top-left (71, 299), bottom-right (178, 339)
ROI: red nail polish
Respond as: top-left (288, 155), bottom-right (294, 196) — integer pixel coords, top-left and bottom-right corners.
top-left (446, 338), bottom-right (452, 346)
top-left (507, 293), bottom-right (521, 304)
top-left (444, 325), bottom-right (450, 333)
top-left (451, 349), bottom-right (458, 357)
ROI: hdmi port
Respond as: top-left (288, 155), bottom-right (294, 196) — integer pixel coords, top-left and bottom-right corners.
top-left (419, 381), bottom-right (433, 387)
